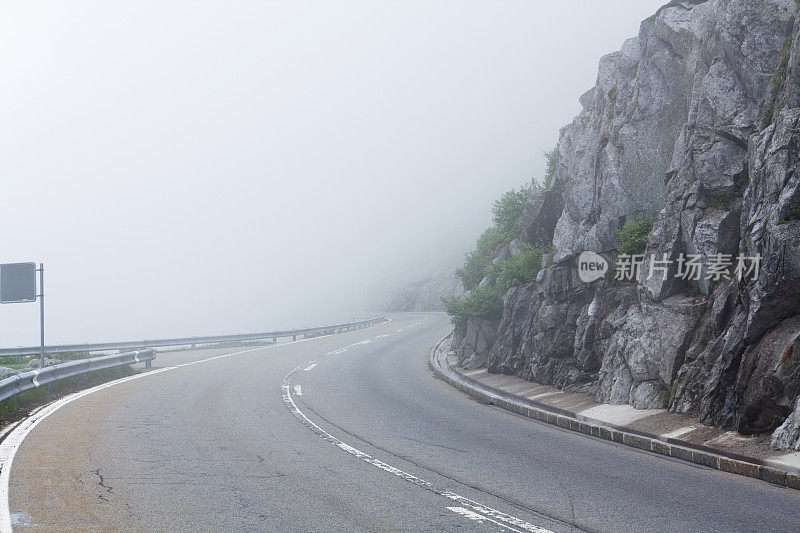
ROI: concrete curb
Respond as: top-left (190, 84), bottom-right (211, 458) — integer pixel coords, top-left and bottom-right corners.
top-left (428, 331), bottom-right (800, 491)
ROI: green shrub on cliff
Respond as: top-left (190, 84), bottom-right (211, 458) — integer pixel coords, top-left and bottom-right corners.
top-left (543, 143), bottom-right (560, 190)
top-left (456, 226), bottom-right (508, 290)
top-left (448, 243), bottom-right (551, 335)
top-left (457, 185), bottom-right (536, 290)
top-left (616, 214), bottom-right (656, 255)
top-left (444, 284), bottom-right (503, 337)
top-left (492, 186), bottom-right (531, 237)
top-left (496, 243), bottom-right (551, 293)
top-left (451, 185), bottom-right (553, 335)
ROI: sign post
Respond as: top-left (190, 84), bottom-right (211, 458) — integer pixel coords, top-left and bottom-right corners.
top-left (0, 262), bottom-right (44, 368)
top-left (38, 264), bottom-right (44, 370)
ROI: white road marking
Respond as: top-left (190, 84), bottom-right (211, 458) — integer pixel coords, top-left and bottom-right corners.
top-left (304, 363), bottom-right (317, 371)
top-left (294, 385), bottom-right (303, 396)
top-left (374, 334), bottom-right (391, 339)
top-left (528, 392), bottom-right (560, 401)
top-left (447, 506), bottom-right (525, 532)
top-left (327, 349), bottom-right (347, 355)
top-left (0, 319), bottom-right (392, 533)
top-left (661, 426), bottom-right (697, 439)
top-left (281, 359), bottom-right (553, 533)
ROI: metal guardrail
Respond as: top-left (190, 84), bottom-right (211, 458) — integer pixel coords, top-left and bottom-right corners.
top-left (0, 349), bottom-right (157, 403)
top-left (0, 316), bottom-right (388, 403)
top-left (0, 317), bottom-right (387, 358)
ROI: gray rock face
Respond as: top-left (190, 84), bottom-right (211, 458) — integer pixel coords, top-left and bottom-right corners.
top-left (597, 296), bottom-right (705, 408)
top-left (385, 268), bottom-right (464, 312)
top-left (452, 0), bottom-right (800, 439)
top-left (518, 188), bottom-right (563, 246)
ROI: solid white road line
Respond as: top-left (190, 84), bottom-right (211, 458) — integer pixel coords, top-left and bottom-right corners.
top-left (0, 318), bottom-right (395, 533)
top-left (304, 363), bottom-right (317, 371)
top-left (281, 350), bottom-right (553, 533)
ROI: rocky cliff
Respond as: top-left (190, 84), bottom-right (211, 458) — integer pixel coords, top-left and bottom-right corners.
top-left (452, 0), bottom-right (800, 449)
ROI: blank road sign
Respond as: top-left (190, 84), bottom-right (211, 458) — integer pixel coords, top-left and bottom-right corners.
top-left (0, 263), bottom-right (37, 303)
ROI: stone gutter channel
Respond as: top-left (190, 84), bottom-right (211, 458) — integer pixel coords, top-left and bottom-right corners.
top-left (429, 332), bottom-right (800, 491)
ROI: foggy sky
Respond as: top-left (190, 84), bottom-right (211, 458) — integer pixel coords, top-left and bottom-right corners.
top-left (0, 1), bottom-right (664, 345)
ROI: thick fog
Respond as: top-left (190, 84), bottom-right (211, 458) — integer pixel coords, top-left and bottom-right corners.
top-left (0, 1), bottom-right (663, 345)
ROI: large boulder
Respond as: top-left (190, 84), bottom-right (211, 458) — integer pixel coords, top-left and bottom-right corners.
top-left (456, 318), bottom-right (497, 370)
top-left (772, 396), bottom-right (800, 450)
top-left (24, 357), bottom-right (62, 370)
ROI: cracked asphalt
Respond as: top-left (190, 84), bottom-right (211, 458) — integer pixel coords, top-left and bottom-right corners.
top-left (7, 313), bottom-right (800, 532)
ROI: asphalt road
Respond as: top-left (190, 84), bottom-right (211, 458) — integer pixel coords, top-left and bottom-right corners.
top-left (6, 313), bottom-right (800, 532)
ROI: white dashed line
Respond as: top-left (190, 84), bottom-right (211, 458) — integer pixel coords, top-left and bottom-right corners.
top-left (304, 363), bottom-right (317, 371)
top-left (281, 353), bottom-right (553, 533)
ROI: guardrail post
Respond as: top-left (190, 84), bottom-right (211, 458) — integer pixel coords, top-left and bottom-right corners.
top-left (191, 343), bottom-right (196, 349)
top-left (145, 359), bottom-right (151, 369)
top-left (292, 334), bottom-right (297, 341)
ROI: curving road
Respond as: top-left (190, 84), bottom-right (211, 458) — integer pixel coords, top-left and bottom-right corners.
top-left (5, 313), bottom-right (800, 532)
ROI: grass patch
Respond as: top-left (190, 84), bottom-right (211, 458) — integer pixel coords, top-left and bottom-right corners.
top-left (161, 339), bottom-right (275, 352)
top-left (762, 32), bottom-right (792, 128)
top-left (706, 195), bottom-right (735, 210)
top-left (616, 214), bottom-right (656, 255)
top-left (665, 382), bottom-right (680, 408)
top-left (776, 205), bottom-right (800, 226)
top-left (0, 350), bottom-right (117, 371)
